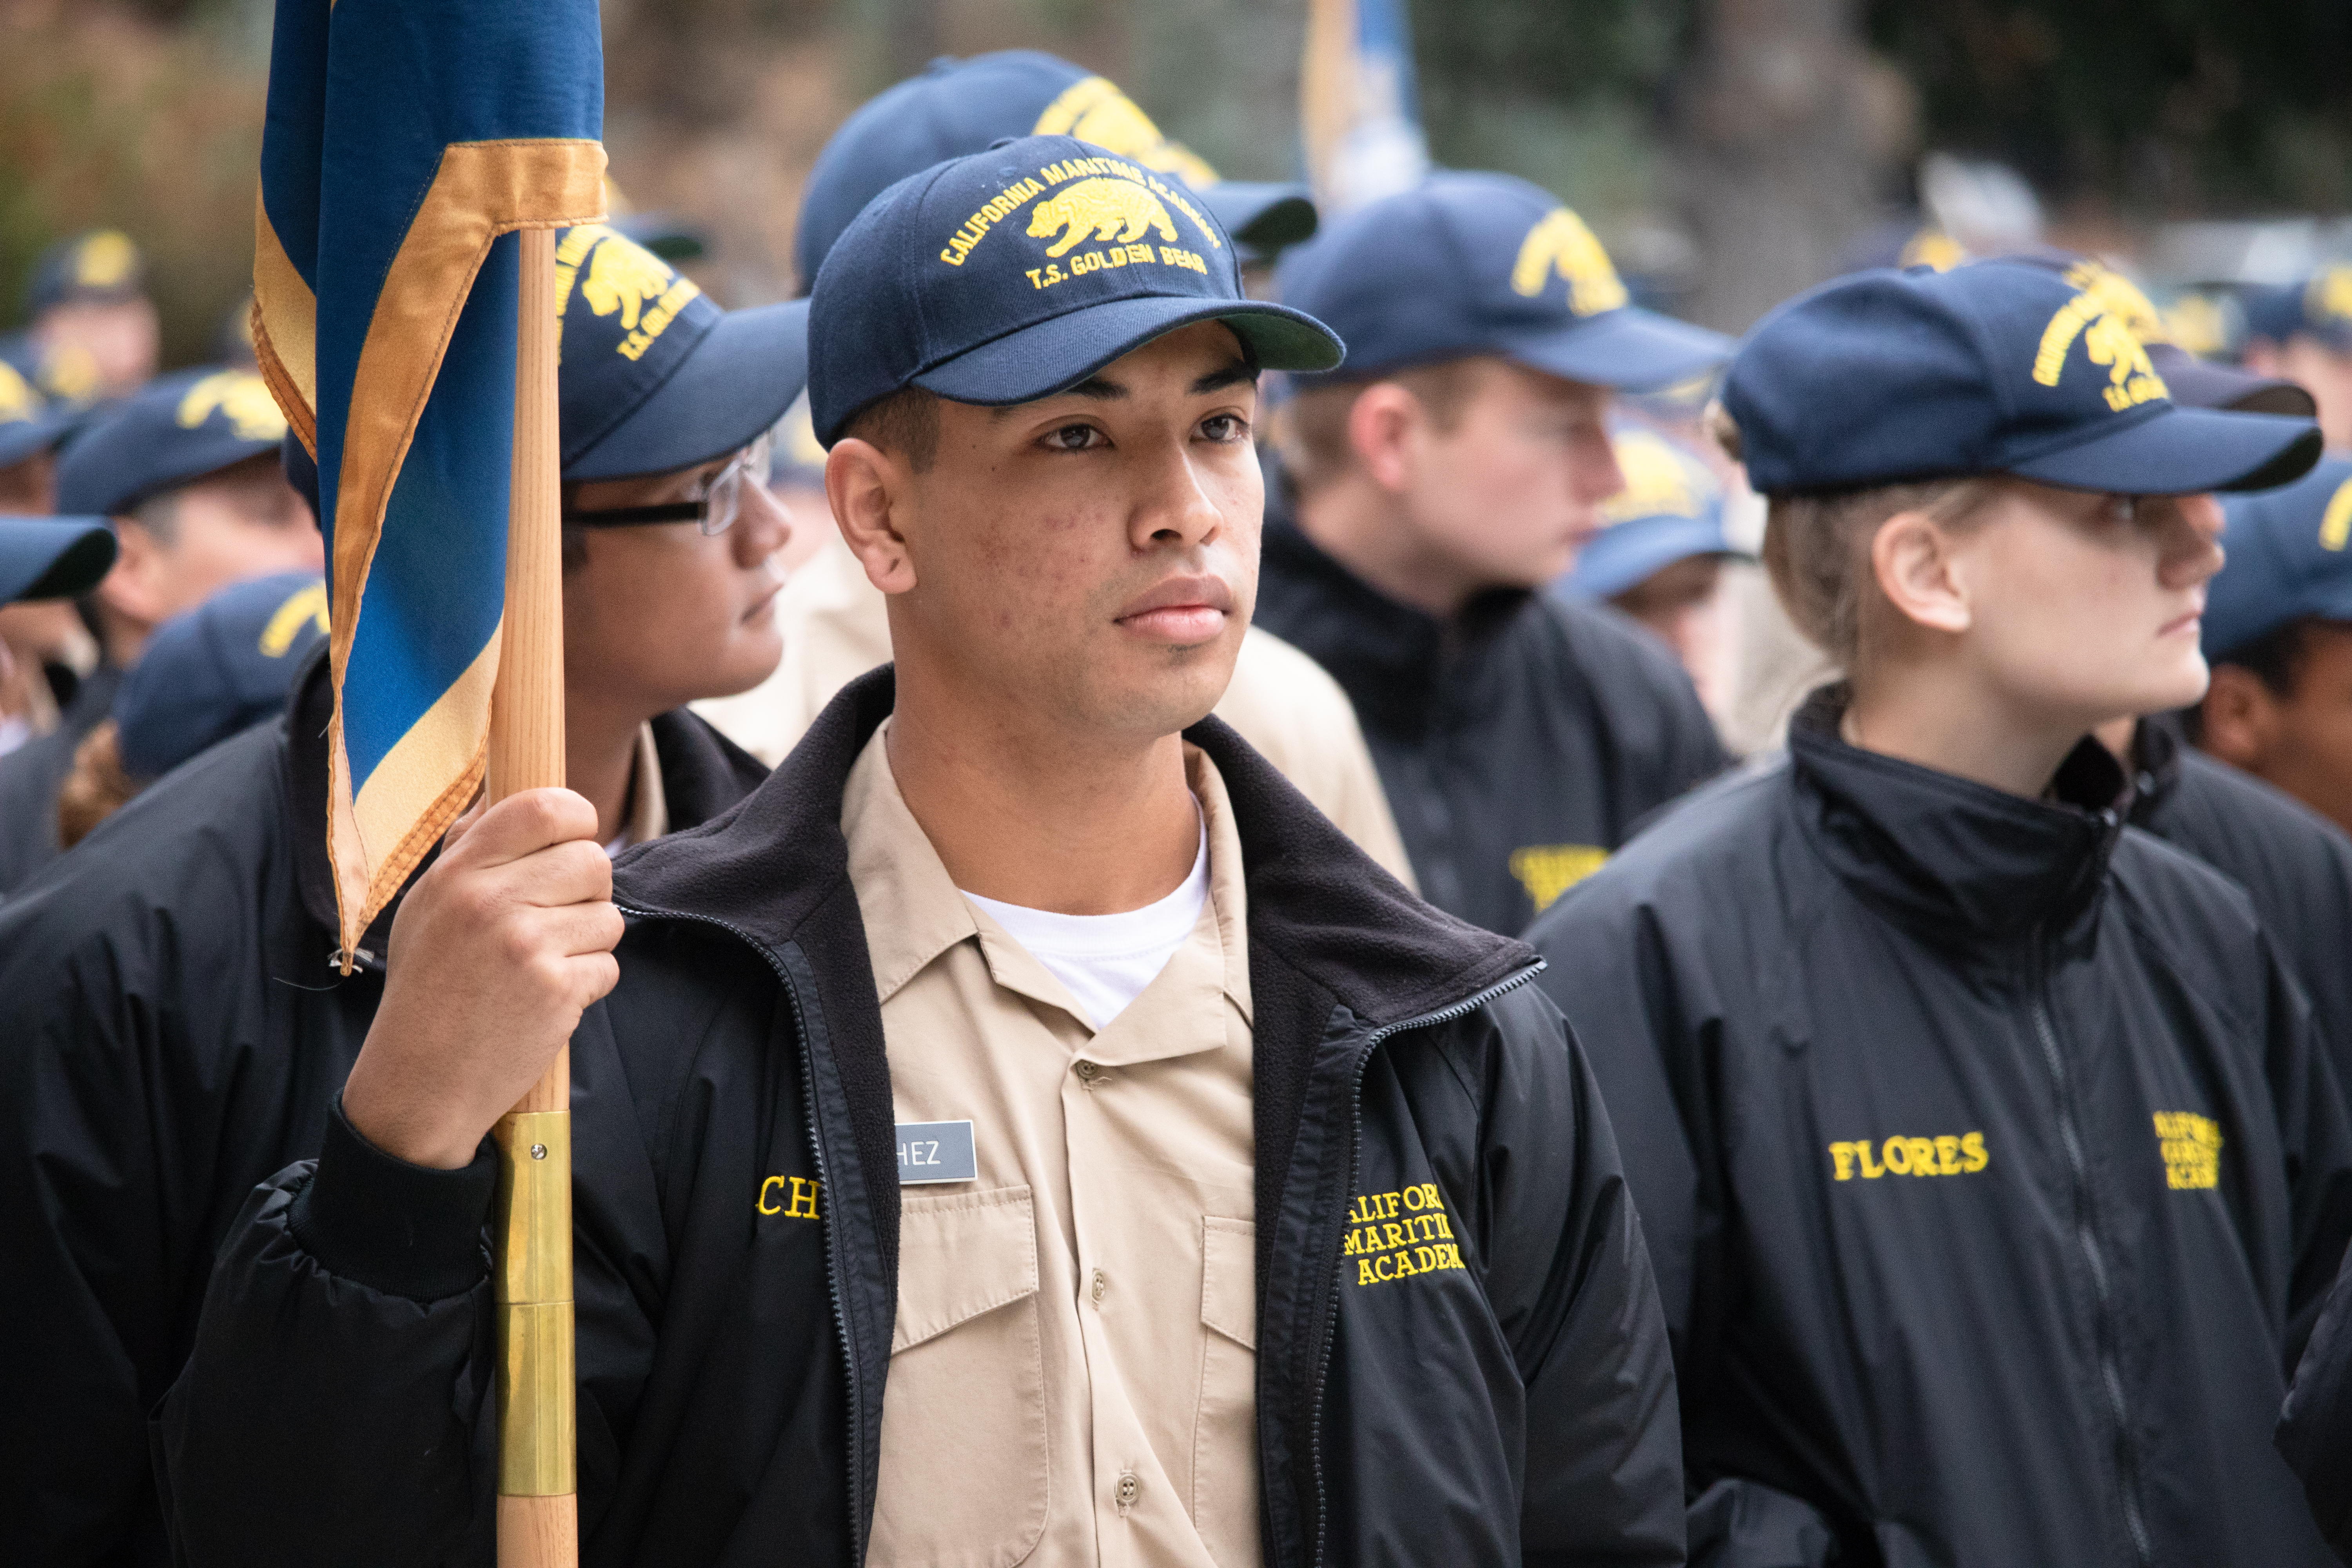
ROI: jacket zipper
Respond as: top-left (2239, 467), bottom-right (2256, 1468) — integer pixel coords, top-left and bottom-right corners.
top-left (1302, 962), bottom-right (1543, 1568)
top-left (2027, 939), bottom-right (2153, 1568)
top-left (615, 903), bottom-right (866, 1568)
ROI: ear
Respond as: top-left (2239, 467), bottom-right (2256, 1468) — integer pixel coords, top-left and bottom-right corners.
top-left (93, 517), bottom-right (171, 630)
top-left (1869, 509), bottom-right (1972, 636)
top-left (1345, 382), bottom-right (1427, 495)
top-left (826, 438), bottom-right (917, 596)
top-left (2198, 662), bottom-right (2282, 770)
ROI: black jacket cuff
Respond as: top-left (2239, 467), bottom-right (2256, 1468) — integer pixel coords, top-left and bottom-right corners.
top-left (288, 1096), bottom-right (497, 1302)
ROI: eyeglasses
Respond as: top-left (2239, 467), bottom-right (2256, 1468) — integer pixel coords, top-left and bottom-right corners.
top-left (562, 432), bottom-right (773, 536)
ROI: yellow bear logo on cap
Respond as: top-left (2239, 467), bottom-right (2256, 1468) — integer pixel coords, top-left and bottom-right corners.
top-left (177, 369), bottom-right (288, 443)
top-left (579, 236), bottom-right (677, 331)
top-left (2033, 268), bottom-right (2168, 412)
top-left (1028, 179), bottom-right (1180, 260)
top-left (73, 230), bottom-right (138, 290)
top-left (1031, 76), bottom-right (1223, 194)
top-left (1601, 430), bottom-right (1703, 525)
top-left (1511, 208), bottom-right (1630, 316)
top-left (0, 361), bottom-right (36, 424)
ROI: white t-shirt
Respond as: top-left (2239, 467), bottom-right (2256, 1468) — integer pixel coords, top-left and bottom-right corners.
top-left (961, 820), bottom-right (1209, 1030)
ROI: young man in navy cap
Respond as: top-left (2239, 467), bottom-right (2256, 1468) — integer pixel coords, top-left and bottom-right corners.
top-left (1263, 173), bottom-right (1735, 935)
top-left (0, 364), bottom-right (318, 891)
top-left (697, 50), bottom-right (1420, 885)
top-left (163, 137), bottom-right (1683, 1566)
top-left (2243, 265), bottom-right (2352, 450)
top-left (1527, 258), bottom-right (2347, 1566)
top-left (0, 363), bottom-right (94, 753)
top-left (0, 225), bottom-right (799, 1567)
top-left (0, 229), bottom-right (160, 404)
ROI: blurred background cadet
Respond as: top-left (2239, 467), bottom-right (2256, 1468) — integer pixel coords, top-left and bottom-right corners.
top-left (0, 365), bottom-right (311, 892)
top-left (690, 47), bottom-right (1422, 885)
top-left (0, 230), bottom-right (161, 407)
top-left (2242, 268), bottom-right (2352, 451)
top-left (0, 362), bottom-right (99, 757)
top-left (1557, 422), bottom-right (1747, 716)
top-left (54, 569), bottom-right (326, 849)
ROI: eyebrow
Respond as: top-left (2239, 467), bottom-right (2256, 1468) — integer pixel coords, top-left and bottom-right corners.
top-left (994, 357), bottom-right (1259, 417)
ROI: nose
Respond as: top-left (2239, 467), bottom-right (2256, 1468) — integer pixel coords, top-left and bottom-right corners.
top-left (1129, 436), bottom-right (1234, 554)
top-left (733, 480), bottom-right (793, 566)
top-left (1574, 427), bottom-right (1627, 509)
top-left (2156, 492), bottom-right (2225, 590)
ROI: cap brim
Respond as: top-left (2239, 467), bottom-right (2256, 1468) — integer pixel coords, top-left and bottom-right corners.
top-left (0, 409), bottom-right (73, 470)
top-left (1200, 182), bottom-right (1319, 256)
top-left (1495, 306), bottom-right (1734, 392)
top-left (2007, 405), bottom-right (2322, 495)
top-left (1566, 516), bottom-right (1742, 601)
top-left (2147, 345), bottom-right (2316, 419)
top-left (565, 299), bottom-right (811, 482)
top-left (0, 515), bottom-right (116, 604)
top-left (913, 294), bottom-right (1344, 409)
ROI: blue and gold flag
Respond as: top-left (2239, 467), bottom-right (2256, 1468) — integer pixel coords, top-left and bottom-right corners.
top-left (253, 0), bottom-right (605, 957)
top-left (1300, 0), bottom-right (1430, 213)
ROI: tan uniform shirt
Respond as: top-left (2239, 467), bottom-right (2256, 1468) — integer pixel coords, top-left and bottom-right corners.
top-left (697, 528), bottom-right (1417, 887)
top-left (844, 726), bottom-right (1261, 1568)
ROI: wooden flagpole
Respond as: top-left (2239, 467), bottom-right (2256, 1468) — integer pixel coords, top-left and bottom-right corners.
top-left (487, 224), bottom-right (578, 1568)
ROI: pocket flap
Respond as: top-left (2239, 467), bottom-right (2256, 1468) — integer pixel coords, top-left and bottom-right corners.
top-left (894, 1185), bottom-right (1039, 1353)
top-left (1201, 1215), bottom-right (1256, 1350)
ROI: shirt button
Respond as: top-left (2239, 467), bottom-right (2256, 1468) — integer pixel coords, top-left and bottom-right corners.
top-left (1074, 1059), bottom-right (1105, 1085)
top-left (1090, 1268), bottom-right (1107, 1306)
top-left (1116, 1471), bottom-right (1141, 1510)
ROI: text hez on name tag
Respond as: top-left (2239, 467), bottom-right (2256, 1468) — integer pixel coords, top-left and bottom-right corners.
top-left (897, 1120), bottom-right (978, 1184)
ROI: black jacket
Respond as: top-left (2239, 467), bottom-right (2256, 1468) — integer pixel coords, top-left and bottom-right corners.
top-left (0, 659), bottom-right (119, 894)
top-left (1525, 688), bottom-right (2352, 1568)
top-left (0, 650), bottom-right (765, 1568)
top-left (2128, 714), bottom-right (2352, 1092)
top-left (156, 667), bottom-right (1684, 1567)
top-left (1252, 507), bottom-right (1728, 937)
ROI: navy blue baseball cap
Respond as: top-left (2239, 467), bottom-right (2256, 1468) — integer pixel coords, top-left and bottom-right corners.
top-left (0, 358), bottom-right (74, 470)
top-left (0, 514), bottom-right (114, 604)
top-left (2204, 455), bottom-right (2352, 661)
top-left (795, 51), bottom-right (1317, 290)
top-left (1563, 426), bottom-right (1742, 601)
top-left (551, 224), bottom-right (807, 481)
top-left (112, 570), bottom-right (327, 780)
top-left (55, 367), bottom-right (289, 518)
top-left (22, 230), bottom-right (147, 319)
top-left (2243, 266), bottom-right (2352, 354)
top-left (808, 136), bottom-right (1343, 447)
top-left (1721, 261), bottom-right (2322, 497)
top-left (1277, 172), bottom-right (1732, 390)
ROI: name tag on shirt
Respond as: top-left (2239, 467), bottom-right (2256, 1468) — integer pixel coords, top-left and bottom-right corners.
top-left (897, 1120), bottom-right (977, 1184)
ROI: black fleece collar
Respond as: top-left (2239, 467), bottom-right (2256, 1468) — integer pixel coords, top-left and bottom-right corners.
top-left (1258, 508), bottom-right (1535, 740)
top-left (1788, 684), bottom-right (2128, 946)
top-left (612, 663), bottom-right (1529, 1029)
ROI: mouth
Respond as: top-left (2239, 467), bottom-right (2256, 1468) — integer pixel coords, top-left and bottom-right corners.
top-left (2158, 591), bottom-right (2206, 642)
top-left (1114, 573), bottom-right (1237, 646)
top-left (742, 577), bottom-right (784, 626)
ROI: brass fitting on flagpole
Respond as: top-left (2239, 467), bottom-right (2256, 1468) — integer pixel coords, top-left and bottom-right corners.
top-left (494, 1109), bottom-right (575, 1496)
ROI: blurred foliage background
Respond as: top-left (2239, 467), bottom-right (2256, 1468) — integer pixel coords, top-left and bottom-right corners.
top-left (4, 0), bottom-right (2349, 363)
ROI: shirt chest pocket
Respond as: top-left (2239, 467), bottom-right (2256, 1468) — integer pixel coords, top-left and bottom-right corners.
top-left (873, 1185), bottom-right (1049, 1568)
top-left (1194, 1216), bottom-right (1258, 1564)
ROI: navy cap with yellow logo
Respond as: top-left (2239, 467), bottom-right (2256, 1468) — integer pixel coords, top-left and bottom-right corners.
top-left (795, 51), bottom-right (1318, 290)
top-left (0, 514), bottom-right (115, 606)
top-left (22, 229), bottom-right (147, 319)
top-left (808, 134), bottom-right (1343, 447)
top-left (0, 359), bottom-right (74, 470)
top-left (1562, 426), bottom-right (1742, 602)
top-left (2244, 265), bottom-right (2352, 355)
top-left (2205, 455), bottom-right (2352, 661)
top-left (1276, 171), bottom-right (1732, 390)
top-left (1722, 260), bottom-right (2321, 497)
top-left (552, 223), bottom-right (808, 481)
top-left (112, 570), bottom-right (328, 780)
top-left (54, 367), bottom-right (290, 518)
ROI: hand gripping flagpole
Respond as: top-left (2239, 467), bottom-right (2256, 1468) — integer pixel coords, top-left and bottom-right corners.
top-left (487, 224), bottom-right (579, 1568)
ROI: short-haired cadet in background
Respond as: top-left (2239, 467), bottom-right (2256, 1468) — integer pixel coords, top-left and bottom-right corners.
top-left (1264, 172), bottom-right (1734, 935)
top-left (2242, 266), bottom-right (2352, 451)
top-left (1557, 423), bottom-right (1748, 715)
top-left (0, 225), bottom-right (794, 1566)
top-left (161, 137), bottom-right (1683, 1565)
top-left (0, 365), bottom-right (316, 891)
top-left (0, 229), bottom-right (160, 405)
top-left (693, 50), bottom-right (1420, 886)
top-left (1525, 259), bottom-right (2352, 1566)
